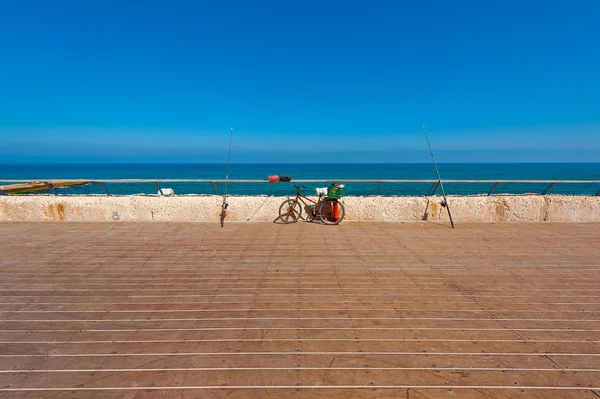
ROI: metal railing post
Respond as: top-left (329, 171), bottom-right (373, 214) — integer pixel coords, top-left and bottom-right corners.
top-left (269, 182), bottom-right (273, 196)
top-left (488, 182), bottom-right (499, 196)
top-left (95, 182), bottom-right (110, 196)
top-left (377, 182), bottom-right (382, 196)
top-left (427, 182), bottom-right (436, 196)
top-left (428, 181), bottom-right (440, 196)
top-left (542, 183), bottom-right (556, 195)
top-left (154, 182), bottom-right (164, 196)
top-left (42, 182), bottom-right (57, 195)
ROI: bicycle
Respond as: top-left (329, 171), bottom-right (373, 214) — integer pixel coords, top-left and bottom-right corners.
top-left (279, 184), bottom-right (345, 225)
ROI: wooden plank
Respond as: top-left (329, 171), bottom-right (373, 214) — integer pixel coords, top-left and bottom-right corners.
top-left (0, 222), bottom-right (599, 396)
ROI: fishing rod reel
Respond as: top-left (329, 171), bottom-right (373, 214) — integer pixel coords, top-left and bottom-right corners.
top-left (220, 197), bottom-right (229, 228)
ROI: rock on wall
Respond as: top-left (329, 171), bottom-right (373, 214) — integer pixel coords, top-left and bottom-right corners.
top-left (0, 195), bottom-right (599, 222)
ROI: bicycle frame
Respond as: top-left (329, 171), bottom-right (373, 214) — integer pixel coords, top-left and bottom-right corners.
top-left (292, 192), bottom-right (322, 210)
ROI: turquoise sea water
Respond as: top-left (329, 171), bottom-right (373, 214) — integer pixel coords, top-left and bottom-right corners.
top-left (1, 163), bottom-right (599, 196)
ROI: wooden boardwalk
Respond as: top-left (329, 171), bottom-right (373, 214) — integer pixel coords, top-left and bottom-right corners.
top-left (0, 221), bottom-right (599, 398)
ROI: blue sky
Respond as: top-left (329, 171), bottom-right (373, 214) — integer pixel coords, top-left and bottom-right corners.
top-left (0, 0), bottom-right (598, 163)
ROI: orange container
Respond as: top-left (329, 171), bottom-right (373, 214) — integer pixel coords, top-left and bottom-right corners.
top-left (333, 202), bottom-right (340, 220)
top-left (268, 175), bottom-right (279, 182)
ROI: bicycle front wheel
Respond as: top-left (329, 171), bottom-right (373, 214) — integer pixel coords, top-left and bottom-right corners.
top-left (318, 199), bottom-right (345, 225)
top-left (279, 199), bottom-right (302, 224)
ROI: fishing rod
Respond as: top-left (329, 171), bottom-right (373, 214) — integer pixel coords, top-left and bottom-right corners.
top-left (421, 122), bottom-right (455, 228)
top-left (220, 128), bottom-right (233, 228)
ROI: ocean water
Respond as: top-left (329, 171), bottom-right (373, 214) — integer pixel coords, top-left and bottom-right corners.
top-left (1, 163), bottom-right (599, 196)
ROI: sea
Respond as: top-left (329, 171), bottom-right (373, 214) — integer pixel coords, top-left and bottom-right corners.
top-left (1, 163), bottom-right (599, 197)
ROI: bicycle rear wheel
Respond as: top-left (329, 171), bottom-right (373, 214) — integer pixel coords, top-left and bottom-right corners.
top-left (318, 199), bottom-right (345, 225)
top-left (279, 199), bottom-right (302, 224)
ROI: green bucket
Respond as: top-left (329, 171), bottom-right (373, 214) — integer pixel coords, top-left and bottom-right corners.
top-left (327, 184), bottom-right (344, 199)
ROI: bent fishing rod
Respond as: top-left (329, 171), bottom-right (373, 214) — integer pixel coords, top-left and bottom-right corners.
top-left (421, 122), bottom-right (455, 228)
top-left (220, 128), bottom-right (233, 227)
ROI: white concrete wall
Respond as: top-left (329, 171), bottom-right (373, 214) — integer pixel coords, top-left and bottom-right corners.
top-left (1, 195), bottom-right (599, 222)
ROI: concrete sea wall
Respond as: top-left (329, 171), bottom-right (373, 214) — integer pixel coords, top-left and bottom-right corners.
top-left (0, 195), bottom-right (599, 222)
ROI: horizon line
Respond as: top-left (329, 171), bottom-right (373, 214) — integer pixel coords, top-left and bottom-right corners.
top-left (1, 161), bottom-right (599, 165)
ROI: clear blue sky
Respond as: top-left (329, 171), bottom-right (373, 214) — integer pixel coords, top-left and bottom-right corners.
top-left (1, 0), bottom-right (598, 163)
